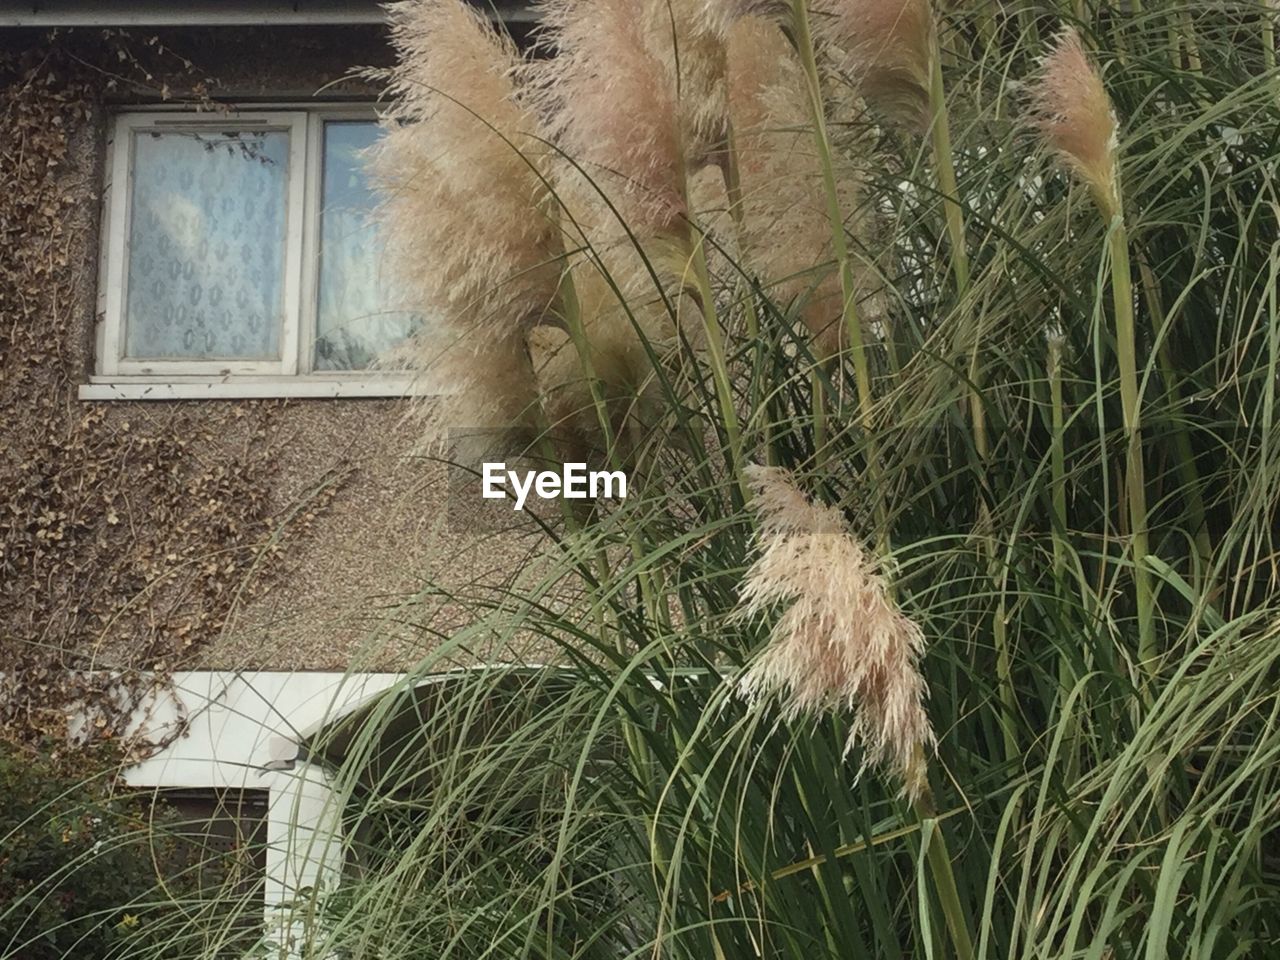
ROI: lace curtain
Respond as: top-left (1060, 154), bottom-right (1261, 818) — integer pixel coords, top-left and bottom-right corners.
top-left (122, 121), bottom-right (419, 371)
top-left (124, 130), bottom-right (288, 360)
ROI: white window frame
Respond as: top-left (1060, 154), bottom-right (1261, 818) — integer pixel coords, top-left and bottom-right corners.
top-left (83, 106), bottom-right (432, 401)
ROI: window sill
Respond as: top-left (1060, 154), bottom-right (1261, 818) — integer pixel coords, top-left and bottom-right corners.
top-left (79, 376), bottom-right (438, 401)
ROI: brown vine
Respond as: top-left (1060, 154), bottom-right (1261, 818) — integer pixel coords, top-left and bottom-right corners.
top-left (0, 30), bottom-right (326, 756)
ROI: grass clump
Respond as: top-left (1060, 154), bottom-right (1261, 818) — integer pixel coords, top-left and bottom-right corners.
top-left (308, 1), bottom-right (1280, 957)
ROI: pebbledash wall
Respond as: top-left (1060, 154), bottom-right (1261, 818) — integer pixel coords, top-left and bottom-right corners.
top-left (0, 2), bottom-right (543, 939)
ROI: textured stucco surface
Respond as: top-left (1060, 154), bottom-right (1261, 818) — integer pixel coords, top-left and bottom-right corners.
top-left (197, 402), bottom-right (558, 670)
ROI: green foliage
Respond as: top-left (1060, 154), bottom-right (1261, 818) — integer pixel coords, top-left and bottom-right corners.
top-left (0, 743), bottom-right (170, 959)
top-left (0, 743), bottom-right (266, 960)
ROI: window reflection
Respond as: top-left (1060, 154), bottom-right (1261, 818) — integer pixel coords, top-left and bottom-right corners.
top-left (314, 121), bottom-right (421, 372)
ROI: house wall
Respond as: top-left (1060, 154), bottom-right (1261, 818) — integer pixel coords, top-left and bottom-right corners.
top-left (0, 25), bottom-right (551, 748)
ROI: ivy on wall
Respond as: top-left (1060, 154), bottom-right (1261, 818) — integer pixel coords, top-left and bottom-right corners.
top-left (0, 32), bottom-right (322, 755)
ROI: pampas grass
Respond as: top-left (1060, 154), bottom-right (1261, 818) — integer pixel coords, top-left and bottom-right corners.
top-left (370, 0), bottom-right (561, 440)
top-left (644, 0), bottom-right (731, 167)
top-left (533, 0), bottom-right (688, 236)
top-left (698, 0), bottom-right (791, 38)
top-left (531, 0), bottom-right (720, 460)
top-left (735, 464), bottom-right (934, 798)
top-left (820, 0), bottom-right (934, 128)
top-left (347, 7), bottom-right (1279, 960)
top-left (1027, 26), bottom-right (1121, 216)
top-left (705, 0), bottom-right (934, 127)
top-left (372, 0), bottom-right (560, 327)
top-left (1029, 25), bottom-right (1157, 678)
top-left (727, 16), bottom-right (858, 354)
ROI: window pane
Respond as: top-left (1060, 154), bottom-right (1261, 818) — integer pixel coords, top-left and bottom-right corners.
top-left (315, 121), bottom-right (420, 372)
top-left (124, 129), bottom-right (289, 361)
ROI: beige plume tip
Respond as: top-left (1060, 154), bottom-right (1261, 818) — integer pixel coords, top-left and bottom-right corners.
top-left (821, 0), bottom-right (934, 129)
top-left (372, 0), bottom-right (561, 331)
top-left (698, 0), bottom-right (789, 37)
top-left (534, 0), bottom-right (688, 235)
top-left (1028, 27), bottom-right (1121, 217)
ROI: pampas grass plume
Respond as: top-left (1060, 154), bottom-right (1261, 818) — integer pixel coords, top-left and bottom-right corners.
top-left (728, 16), bottom-right (865, 354)
top-left (372, 0), bottom-right (559, 439)
top-left (698, 0), bottom-right (789, 38)
top-left (442, 332), bottom-right (544, 462)
top-left (1028, 27), bottom-right (1120, 217)
top-left (645, 0), bottom-right (731, 165)
top-left (373, 0), bottom-right (560, 328)
top-left (535, 0), bottom-right (687, 235)
top-left (706, 0), bottom-right (934, 127)
top-left (735, 465), bottom-right (935, 799)
top-left (821, 0), bottom-right (934, 128)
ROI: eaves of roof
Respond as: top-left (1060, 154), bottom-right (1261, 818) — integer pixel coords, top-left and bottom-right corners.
top-left (0, 0), bottom-right (535, 27)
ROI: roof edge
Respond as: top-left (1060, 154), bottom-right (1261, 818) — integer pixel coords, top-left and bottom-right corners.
top-left (0, 0), bottom-right (536, 27)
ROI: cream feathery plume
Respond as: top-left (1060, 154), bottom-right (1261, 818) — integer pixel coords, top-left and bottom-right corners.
top-left (528, 286), bottom-right (672, 465)
top-left (534, 0), bottom-right (687, 235)
top-left (698, 0), bottom-right (788, 38)
top-left (644, 0), bottom-right (731, 167)
top-left (735, 464), bottom-right (934, 799)
top-left (553, 177), bottom-right (687, 389)
top-left (1027, 27), bottom-right (1120, 217)
top-left (371, 0), bottom-right (561, 441)
top-left (371, 0), bottom-right (560, 331)
top-left (728, 16), bottom-right (871, 355)
top-left (817, 0), bottom-right (934, 129)
top-left (439, 332), bottom-right (544, 464)
top-left (702, 0), bottom-right (933, 127)
top-left (532, 0), bottom-right (718, 449)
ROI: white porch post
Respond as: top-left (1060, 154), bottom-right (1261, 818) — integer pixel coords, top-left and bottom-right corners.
top-left (263, 763), bottom-right (345, 956)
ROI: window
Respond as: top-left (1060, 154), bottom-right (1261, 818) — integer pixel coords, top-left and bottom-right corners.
top-left (84, 108), bottom-right (426, 400)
